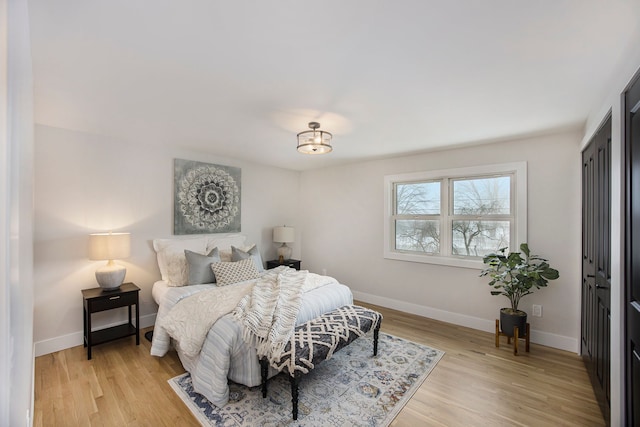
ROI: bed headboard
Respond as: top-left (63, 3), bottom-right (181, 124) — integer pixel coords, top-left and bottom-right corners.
top-left (153, 234), bottom-right (251, 286)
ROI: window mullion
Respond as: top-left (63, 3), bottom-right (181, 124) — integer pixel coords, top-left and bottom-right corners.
top-left (450, 214), bottom-right (513, 220)
top-left (510, 171), bottom-right (516, 249)
top-left (393, 214), bottom-right (440, 220)
top-left (441, 178), bottom-right (450, 257)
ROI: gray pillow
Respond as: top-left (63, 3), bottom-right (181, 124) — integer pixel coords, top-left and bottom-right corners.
top-left (185, 247), bottom-right (220, 284)
top-left (231, 245), bottom-right (264, 272)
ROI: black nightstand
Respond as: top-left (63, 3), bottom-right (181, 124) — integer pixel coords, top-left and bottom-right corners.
top-left (266, 259), bottom-right (301, 270)
top-left (82, 282), bottom-right (140, 360)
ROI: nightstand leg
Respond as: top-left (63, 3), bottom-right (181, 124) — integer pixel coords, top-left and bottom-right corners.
top-left (87, 304), bottom-right (92, 360)
top-left (83, 307), bottom-right (87, 348)
top-left (135, 299), bottom-right (140, 345)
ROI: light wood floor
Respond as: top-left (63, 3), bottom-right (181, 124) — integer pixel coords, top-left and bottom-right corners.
top-left (34, 303), bottom-right (605, 426)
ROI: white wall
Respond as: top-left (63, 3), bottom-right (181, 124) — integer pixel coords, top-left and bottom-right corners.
top-left (300, 130), bottom-right (582, 352)
top-left (33, 125), bottom-right (300, 356)
top-left (33, 124), bottom-right (583, 355)
top-left (1, 0), bottom-right (35, 424)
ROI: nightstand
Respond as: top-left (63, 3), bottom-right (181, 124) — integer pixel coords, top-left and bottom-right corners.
top-left (266, 259), bottom-right (301, 270)
top-left (82, 282), bottom-right (140, 360)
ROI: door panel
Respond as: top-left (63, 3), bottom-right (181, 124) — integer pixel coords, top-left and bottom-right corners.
top-left (626, 76), bottom-right (640, 424)
top-left (633, 345), bottom-right (640, 424)
top-left (583, 143), bottom-right (596, 361)
top-left (582, 115), bottom-right (611, 424)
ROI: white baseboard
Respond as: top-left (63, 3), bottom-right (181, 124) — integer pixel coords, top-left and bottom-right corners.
top-left (34, 313), bottom-right (157, 357)
top-left (351, 290), bottom-right (579, 353)
top-left (35, 296), bottom-right (580, 356)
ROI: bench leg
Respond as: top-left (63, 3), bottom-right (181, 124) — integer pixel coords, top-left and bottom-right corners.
top-left (373, 324), bottom-right (380, 356)
top-left (290, 373), bottom-right (300, 420)
top-left (260, 358), bottom-right (269, 398)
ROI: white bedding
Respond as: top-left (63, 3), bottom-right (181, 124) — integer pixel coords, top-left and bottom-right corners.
top-left (150, 270), bottom-right (353, 407)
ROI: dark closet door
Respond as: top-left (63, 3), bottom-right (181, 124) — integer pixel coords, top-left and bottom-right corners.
top-left (582, 115), bottom-right (611, 424)
top-left (582, 141), bottom-right (596, 362)
top-left (625, 71), bottom-right (640, 426)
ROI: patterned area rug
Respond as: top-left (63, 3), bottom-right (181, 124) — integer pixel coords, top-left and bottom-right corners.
top-left (168, 332), bottom-right (444, 426)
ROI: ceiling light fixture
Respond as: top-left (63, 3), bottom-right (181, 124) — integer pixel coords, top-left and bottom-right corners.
top-left (297, 122), bottom-right (333, 154)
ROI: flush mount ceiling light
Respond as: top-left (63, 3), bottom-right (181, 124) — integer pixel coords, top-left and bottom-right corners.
top-left (297, 122), bottom-right (333, 154)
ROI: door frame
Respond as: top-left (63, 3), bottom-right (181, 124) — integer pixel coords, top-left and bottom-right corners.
top-left (582, 114), bottom-right (612, 423)
top-left (624, 67), bottom-right (640, 426)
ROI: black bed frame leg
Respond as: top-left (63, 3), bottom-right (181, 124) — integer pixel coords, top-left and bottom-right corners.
top-left (260, 358), bottom-right (268, 398)
top-left (373, 323), bottom-right (381, 356)
top-left (290, 374), bottom-right (300, 420)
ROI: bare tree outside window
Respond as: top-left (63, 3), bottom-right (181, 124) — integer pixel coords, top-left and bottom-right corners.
top-left (394, 182), bottom-right (440, 253)
top-left (451, 176), bottom-right (511, 256)
top-left (396, 182), bottom-right (440, 215)
top-left (395, 220), bottom-right (440, 253)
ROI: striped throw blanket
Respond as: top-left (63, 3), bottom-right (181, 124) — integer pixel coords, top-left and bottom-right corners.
top-left (233, 267), bottom-right (335, 365)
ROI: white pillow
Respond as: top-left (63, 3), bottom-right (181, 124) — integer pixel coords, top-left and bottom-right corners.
top-left (206, 234), bottom-right (247, 253)
top-left (153, 236), bottom-right (209, 286)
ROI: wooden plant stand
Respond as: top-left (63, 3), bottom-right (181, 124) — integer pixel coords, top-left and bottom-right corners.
top-left (495, 319), bottom-right (530, 355)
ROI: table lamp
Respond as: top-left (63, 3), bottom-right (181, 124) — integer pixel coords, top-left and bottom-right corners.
top-left (273, 226), bottom-right (294, 263)
top-left (89, 232), bottom-right (131, 291)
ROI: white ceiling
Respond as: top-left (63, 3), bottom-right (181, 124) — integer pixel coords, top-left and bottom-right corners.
top-left (27, 1), bottom-right (640, 171)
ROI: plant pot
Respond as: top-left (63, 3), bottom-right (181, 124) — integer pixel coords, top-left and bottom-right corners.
top-left (500, 308), bottom-right (527, 338)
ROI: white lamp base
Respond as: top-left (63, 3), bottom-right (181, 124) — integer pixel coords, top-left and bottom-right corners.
top-left (95, 261), bottom-right (126, 291)
top-left (277, 243), bottom-right (292, 262)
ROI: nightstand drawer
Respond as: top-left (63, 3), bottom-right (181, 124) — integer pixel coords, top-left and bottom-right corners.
top-left (89, 291), bottom-right (137, 312)
top-left (283, 260), bottom-right (300, 269)
top-left (266, 259), bottom-right (301, 270)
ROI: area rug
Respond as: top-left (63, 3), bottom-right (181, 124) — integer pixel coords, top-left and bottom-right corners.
top-left (168, 332), bottom-right (444, 426)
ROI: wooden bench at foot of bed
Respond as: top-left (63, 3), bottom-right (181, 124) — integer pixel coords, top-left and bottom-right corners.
top-left (260, 304), bottom-right (383, 420)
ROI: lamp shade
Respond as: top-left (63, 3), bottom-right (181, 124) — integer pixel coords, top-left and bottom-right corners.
top-left (89, 232), bottom-right (130, 291)
top-left (89, 232), bottom-right (131, 261)
top-left (273, 226), bottom-right (295, 243)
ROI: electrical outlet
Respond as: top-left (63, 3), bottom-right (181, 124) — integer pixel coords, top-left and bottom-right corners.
top-left (532, 304), bottom-right (543, 317)
top-left (321, 268), bottom-right (327, 276)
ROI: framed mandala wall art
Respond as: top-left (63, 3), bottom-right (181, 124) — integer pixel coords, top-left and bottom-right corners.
top-left (174, 159), bottom-right (241, 234)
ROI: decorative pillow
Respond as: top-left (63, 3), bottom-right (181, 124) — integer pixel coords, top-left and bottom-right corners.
top-left (231, 244), bottom-right (265, 272)
top-left (211, 258), bottom-right (260, 286)
top-left (153, 237), bottom-right (209, 286)
top-left (185, 248), bottom-right (220, 285)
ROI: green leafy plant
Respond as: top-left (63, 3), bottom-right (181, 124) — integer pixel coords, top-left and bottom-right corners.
top-left (480, 243), bottom-right (559, 313)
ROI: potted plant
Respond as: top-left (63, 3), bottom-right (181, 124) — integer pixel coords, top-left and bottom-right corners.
top-left (480, 243), bottom-right (559, 337)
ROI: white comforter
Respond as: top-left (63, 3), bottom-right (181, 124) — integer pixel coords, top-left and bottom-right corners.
top-left (157, 280), bottom-right (254, 358)
top-left (150, 267), bottom-right (353, 407)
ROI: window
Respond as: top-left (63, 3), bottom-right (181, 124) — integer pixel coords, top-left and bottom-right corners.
top-left (384, 162), bottom-right (527, 269)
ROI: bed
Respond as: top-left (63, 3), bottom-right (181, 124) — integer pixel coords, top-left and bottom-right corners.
top-left (149, 234), bottom-right (353, 407)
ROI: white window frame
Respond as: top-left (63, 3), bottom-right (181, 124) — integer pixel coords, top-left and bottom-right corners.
top-left (384, 162), bottom-right (527, 269)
